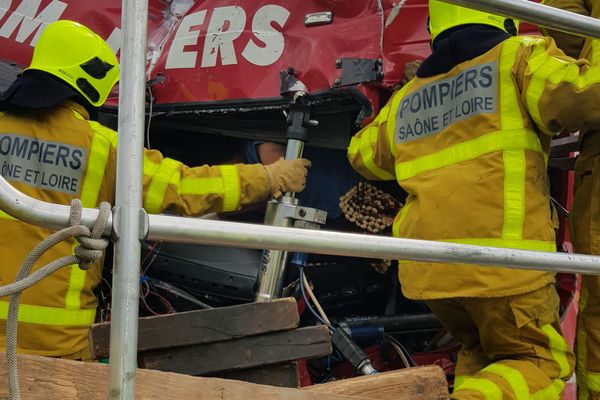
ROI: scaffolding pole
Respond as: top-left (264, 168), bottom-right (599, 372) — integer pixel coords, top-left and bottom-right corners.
top-left (108, 0), bottom-right (148, 398)
top-left (146, 214), bottom-right (600, 275)
top-left (0, 2), bottom-right (599, 398)
top-left (440, 0), bottom-right (600, 39)
top-left (1, 175), bottom-right (600, 275)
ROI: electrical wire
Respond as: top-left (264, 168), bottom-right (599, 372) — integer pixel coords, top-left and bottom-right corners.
top-left (140, 279), bottom-right (151, 299)
top-left (299, 266), bottom-right (333, 329)
top-left (140, 279), bottom-right (175, 315)
top-left (141, 241), bottom-right (162, 275)
top-left (150, 289), bottom-right (175, 314)
top-left (140, 241), bottom-right (157, 266)
top-left (101, 276), bottom-right (112, 293)
top-left (146, 86), bottom-right (154, 149)
top-left (384, 333), bottom-right (416, 368)
top-left (551, 196), bottom-right (570, 217)
top-left (386, 338), bottom-right (411, 368)
top-left (302, 271), bottom-right (331, 326)
top-left (141, 291), bottom-right (162, 316)
top-left (149, 277), bottom-right (213, 309)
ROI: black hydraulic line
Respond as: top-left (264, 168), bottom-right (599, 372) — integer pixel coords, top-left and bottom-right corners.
top-left (342, 313), bottom-right (442, 332)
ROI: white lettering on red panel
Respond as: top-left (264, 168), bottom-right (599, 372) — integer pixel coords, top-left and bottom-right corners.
top-left (0, 0), bottom-right (67, 45)
top-left (0, 1), bottom-right (289, 68)
top-left (166, 4), bottom-right (290, 69)
top-left (242, 5), bottom-right (290, 67)
top-left (0, 0), bottom-right (11, 20)
top-left (201, 6), bottom-right (245, 68)
top-left (165, 10), bottom-right (207, 69)
top-left (0, 0), bottom-right (121, 53)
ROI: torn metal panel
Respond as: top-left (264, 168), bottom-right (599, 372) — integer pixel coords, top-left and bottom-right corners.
top-left (333, 58), bottom-right (384, 87)
top-left (147, 0), bottom-right (196, 78)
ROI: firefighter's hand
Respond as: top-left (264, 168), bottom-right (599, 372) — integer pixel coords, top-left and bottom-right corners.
top-left (264, 158), bottom-right (312, 198)
top-left (393, 60), bottom-right (423, 90)
top-left (403, 60), bottom-right (422, 83)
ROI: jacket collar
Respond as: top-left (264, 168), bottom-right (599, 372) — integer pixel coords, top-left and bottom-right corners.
top-left (59, 100), bottom-right (90, 120)
top-left (417, 25), bottom-right (510, 78)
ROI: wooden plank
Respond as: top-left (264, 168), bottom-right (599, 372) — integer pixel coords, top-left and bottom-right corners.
top-left (214, 363), bottom-right (300, 388)
top-left (0, 353), bottom-right (364, 400)
top-left (90, 298), bottom-right (299, 359)
top-left (304, 367), bottom-right (449, 400)
top-left (139, 326), bottom-right (331, 376)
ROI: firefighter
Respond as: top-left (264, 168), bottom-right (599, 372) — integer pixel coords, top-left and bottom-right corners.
top-left (540, 1), bottom-right (600, 399)
top-left (0, 20), bottom-right (310, 360)
top-left (344, 0), bottom-right (600, 397)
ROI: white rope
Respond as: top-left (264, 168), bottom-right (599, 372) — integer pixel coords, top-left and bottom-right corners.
top-left (4, 199), bottom-right (111, 400)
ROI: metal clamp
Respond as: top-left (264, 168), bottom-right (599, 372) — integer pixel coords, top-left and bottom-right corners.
top-left (265, 198), bottom-right (327, 226)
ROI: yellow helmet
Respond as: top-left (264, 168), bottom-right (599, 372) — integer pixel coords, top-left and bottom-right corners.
top-left (428, 0), bottom-right (518, 42)
top-left (26, 20), bottom-right (119, 107)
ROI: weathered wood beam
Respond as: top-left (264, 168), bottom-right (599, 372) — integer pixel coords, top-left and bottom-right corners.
top-left (304, 366), bottom-right (449, 400)
top-left (0, 353), bottom-right (363, 400)
top-left (138, 326), bottom-right (331, 375)
top-left (90, 298), bottom-right (299, 359)
top-left (214, 362), bottom-right (300, 388)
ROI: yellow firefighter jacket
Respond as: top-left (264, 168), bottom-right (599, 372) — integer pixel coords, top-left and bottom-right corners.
top-left (0, 100), bottom-right (271, 356)
top-left (541, 0), bottom-right (597, 60)
top-left (541, 2), bottom-right (600, 398)
top-left (348, 35), bottom-right (600, 300)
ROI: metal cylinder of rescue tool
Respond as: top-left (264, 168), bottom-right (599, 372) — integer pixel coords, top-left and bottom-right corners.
top-left (283, 138), bottom-right (305, 198)
top-left (255, 140), bottom-right (306, 301)
top-left (255, 196), bottom-right (298, 302)
top-left (285, 139), bottom-right (305, 162)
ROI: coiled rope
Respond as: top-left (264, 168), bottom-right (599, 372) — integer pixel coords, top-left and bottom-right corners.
top-left (2, 199), bottom-right (111, 400)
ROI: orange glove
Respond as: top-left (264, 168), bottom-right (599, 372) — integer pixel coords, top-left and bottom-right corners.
top-left (264, 158), bottom-right (311, 198)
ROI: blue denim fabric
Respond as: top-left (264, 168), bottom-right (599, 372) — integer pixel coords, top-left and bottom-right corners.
top-left (243, 140), bottom-right (360, 220)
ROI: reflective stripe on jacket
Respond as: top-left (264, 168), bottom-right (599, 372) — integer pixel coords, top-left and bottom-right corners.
top-left (541, 2), bottom-right (600, 398)
top-left (0, 101), bottom-right (271, 356)
top-left (348, 35), bottom-right (600, 299)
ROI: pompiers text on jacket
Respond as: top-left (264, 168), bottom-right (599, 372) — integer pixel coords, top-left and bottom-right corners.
top-left (396, 62), bottom-right (497, 143)
top-left (0, 133), bottom-right (87, 194)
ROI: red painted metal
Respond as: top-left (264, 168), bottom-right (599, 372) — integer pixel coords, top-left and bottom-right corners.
top-left (0, 2), bottom-right (579, 397)
top-left (0, 0), bottom-right (431, 110)
top-left (0, 0), bottom-right (541, 114)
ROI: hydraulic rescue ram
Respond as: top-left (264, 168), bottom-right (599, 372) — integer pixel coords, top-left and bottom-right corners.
top-left (254, 83), bottom-right (326, 303)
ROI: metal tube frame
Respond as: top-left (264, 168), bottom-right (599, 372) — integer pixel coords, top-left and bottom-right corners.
top-left (440, 0), bottom-right (600, 39)
top-left (0, 175), bottom-right (112, 234)
top-left (0, 1), bottom-right (600, 398)
top-left (108, 0), bottom-right (148, 399)
top-left (146, 214), bottom-right (600, 275)
top-left (2, 175), bottom-right (600, 276)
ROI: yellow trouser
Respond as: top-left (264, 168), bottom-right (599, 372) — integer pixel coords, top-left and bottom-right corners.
top-left (426, 285), bottom-right (574, 399)
top-left (571, 134), bottom-right (600, 400)
top-left (60, 346), bottom-right (93, 362)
